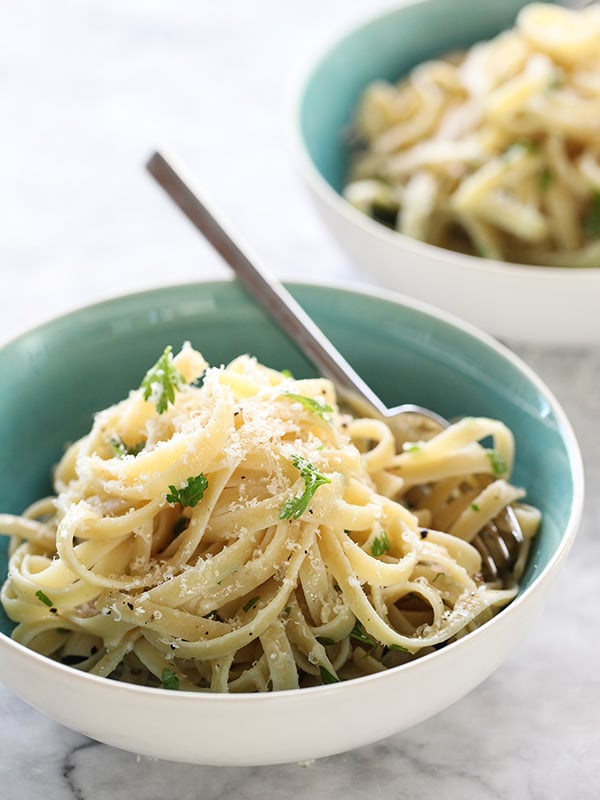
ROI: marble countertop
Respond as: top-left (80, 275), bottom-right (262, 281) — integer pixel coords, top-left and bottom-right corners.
top-left (1, 1), bottom-right (598, 797)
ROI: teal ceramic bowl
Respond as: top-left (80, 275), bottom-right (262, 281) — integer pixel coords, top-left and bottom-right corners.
top-left (294, 0), bottom-right (600, 344)
top-left (0, 281), bottom-right (583, 764)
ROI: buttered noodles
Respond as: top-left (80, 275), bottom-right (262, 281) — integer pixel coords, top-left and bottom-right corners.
top-left (0, 344), bottom-right (539, 691)
top-left (344, 3), bottom-right (600, 267)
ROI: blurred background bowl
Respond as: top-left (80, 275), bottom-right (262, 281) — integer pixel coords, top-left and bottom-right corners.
top-left (0, 280), bottom-right (583, 765)
top-left (293, 0), bottom-right (600, 344)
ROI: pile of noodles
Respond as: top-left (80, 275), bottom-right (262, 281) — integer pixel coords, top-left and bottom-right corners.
top-left (344, 3), bottom-right (600, 267)
top-left (0, 344), bottom-right (539, 691)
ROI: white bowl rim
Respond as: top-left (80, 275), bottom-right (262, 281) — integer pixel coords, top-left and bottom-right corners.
top-left (288, 0), bottom-right (600, 281)
top-left (0, 276), bottom-right (585, 704)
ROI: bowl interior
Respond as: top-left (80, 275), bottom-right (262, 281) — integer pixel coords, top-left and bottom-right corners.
top-left (298, 0), bottom-right (557, 194)
top-left (0, 281), bottom-right (577, 637)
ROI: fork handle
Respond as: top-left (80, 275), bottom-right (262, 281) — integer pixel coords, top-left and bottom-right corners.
top-left (146, 150), bottom-right (389, 416)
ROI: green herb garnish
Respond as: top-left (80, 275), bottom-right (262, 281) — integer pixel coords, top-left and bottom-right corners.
top-left (110, 436), bottom-right (146, 457)
top-left (508, 139), bottom-right (539, 156)
top-left (547, 73), bottom-right (562, 91)
top-left (282, 392), bottom-right (333, 421)
top-left (349, 620), bottom-right (378, 649)
top-left (161, 668), bottom-right (180, 690)
top-left (319, 665), bottom-right (340, 684)
top-left (470, 503), bottom-right (480, 512)
top-left (473, 245), bottom-right (493, 259)
top-left (584, 193), bottom-right (600, 239)
top-left (537, 167), bottom-right (553, 192)
top-left (316, 636), bottom-right (336, 646)
top-left (486, 449), bottom-right (507, 476)
top-left (281, 369), bottom-right (294, 378)
top-left (388, 643), bottom-right (410, 653)
top-left (432, 572), bottom-right (445, 584)
top-left (242, 596), bottom-right (260, 613)
top-left (140, 346), bottom-right (185, 414)
top-left (35, 590), bottom-right (53, 607)
top-left (370, 531), bottom-right (390, 557)
top-left (166, 474), bottom-right (209, 508)
top-left (279, 454), bottom-right (331, 520)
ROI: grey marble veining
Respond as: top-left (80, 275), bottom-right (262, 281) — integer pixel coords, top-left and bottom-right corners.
top-left (1, 2), bottom-right (598, 798)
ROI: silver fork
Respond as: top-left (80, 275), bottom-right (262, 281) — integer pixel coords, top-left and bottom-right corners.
top-left (476, 505), bottom-right (523, 582)
top-left (145, 150), bottom-right (523, 583)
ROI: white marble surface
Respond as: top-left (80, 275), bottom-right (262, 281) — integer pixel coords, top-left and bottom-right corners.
top-left (1, 1), bottom-right (598, 797)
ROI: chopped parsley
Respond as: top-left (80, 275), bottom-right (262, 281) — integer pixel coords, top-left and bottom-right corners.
top-left (281, 369), bottom-right (294, 378)
top-left (547, 73), bottom-right (562, 91)
top-left (166, 473), bottom-right (209, 508)
top-left (473, 245), bottom-right (493, 260)
top-left (403, 442), bottom-right (421, 453)
top-left (242, 596), bottom-right (260, 613)
top-left (584, 193), bottom-right (600, 239)
top-left (282, 392), bottom-right (333, 421)
top-left (316, 636), bottom-right (336, 646)
top-left (161, 668), bottom-right (180, 690)
top-left (470, 503), bottom-right (480, 512)
top-left (370, 531), bottom-right (390, 557)
top-left (349, 620), bottom-right (410, 654)
top-left (140, 346), bottom-right (185, 414)
top-left (508, 139), bottom-right (539, 156)
top-left (350, 620), bottom-right (378, 649)
top-left (537, 167), bottom-right (553, 192)
top-left (279, 454), bottom-right (331, 520)
top-left (319, 665), bottom-right (340, 684)
top-left (35, 589), bottom-right (53, 607)
top-left (110, 436), bottom-right (146, 457)
top-left (486, 449), bottom-right (507, 476)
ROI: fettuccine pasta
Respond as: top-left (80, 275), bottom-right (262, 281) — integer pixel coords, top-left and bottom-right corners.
top-left (0, 344), bottom-right (539, 691)
top-left (344, 3), bottom-right (600, 266)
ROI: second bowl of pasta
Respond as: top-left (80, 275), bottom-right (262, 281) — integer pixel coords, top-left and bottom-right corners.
top-left (294, 0), bottom-right (600, 343)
